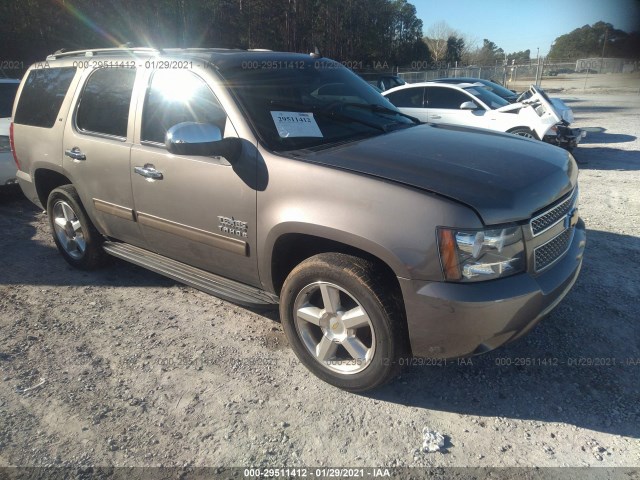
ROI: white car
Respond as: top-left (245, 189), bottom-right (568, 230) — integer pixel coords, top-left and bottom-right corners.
top-left (383, 81), bottom-right (564, 143)
top-left (1, 79), bottom-right (21, 187)
top-left (433, 78), bottom-right (575, 125)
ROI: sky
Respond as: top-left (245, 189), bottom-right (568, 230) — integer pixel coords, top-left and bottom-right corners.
top-left (413, 0), bottom-right (640, 56)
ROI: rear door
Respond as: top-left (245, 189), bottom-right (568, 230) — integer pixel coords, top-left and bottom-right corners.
top-left (62, 67), bottom-right (145, 247)
top-left (384, 87), bottom-right (426, 121)
top-left (129, 68), bottom-right (260, 286)
top-left (424, 86), bottom-right (488, 128)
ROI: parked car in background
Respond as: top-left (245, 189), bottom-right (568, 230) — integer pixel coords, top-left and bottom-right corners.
top-left (433, 77), bottom-right (576, 125)
top-left (0, 79), bottom-right (21, 187)
top-left (383, 81), bottom-right (566, 143)
top-left (432, 77), bottom-right (519, 103)
top-left (357, 72), bottom-right (405, 92)
top-left (383, 82), bottom-right (582, 150)
top-left (546, 68), bottom-right (574, 76)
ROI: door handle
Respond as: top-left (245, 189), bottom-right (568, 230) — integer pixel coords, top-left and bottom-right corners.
top-left (430, 115), bottom-right (441, 119)
top-left (65, 147), bottom-right (86, 161)
top-left (134, 164), bottom-right (163, 180)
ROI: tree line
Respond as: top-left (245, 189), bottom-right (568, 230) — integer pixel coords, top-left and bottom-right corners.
top-left (1, 1), bottom-right (638, 73)
top-left (422, 20), bottom-right (639, 69)
top-left (0, 0), bottom-right (427, 67)
top-left (548, 21), bottom-right (640, 61)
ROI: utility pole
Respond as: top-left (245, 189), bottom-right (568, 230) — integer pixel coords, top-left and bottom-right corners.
top-left (503, 52), bottom-right (508, 86)
top-left (535, 47), bottom-right (540, 85)
top-left (600, 28), bottom-right (608, 74)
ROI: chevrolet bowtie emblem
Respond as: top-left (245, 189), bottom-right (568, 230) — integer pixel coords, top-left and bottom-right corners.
top-left (564, 208), bottom-right (579, 229)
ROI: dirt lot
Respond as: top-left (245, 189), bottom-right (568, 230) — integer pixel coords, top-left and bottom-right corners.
top-left (1, 89), bottom-right (639, 477)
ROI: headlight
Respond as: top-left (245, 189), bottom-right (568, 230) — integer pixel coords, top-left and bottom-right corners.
top-left (437, 225), bottom-right (525, 282)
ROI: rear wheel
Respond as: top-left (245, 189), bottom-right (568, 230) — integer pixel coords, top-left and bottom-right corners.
top-left (47, 185), bottom-right (108, 270)
top-left (279, 253), bottom-right (406, 392)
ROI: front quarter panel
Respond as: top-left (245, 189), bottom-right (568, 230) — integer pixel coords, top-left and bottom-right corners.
top-left (257, 149), bottom-right (483, 290)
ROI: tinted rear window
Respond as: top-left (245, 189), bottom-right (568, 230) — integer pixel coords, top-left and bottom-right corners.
top-left (386, 87), bottom-right (424, 108)
top-left (0, 83), bottom-right (19, 118)
top-left (14, 68), bottom-right (76, 127)
top-left (425, 87), bottom-right (471, 109)
top-left (76, 68), bottom-right (136, 138)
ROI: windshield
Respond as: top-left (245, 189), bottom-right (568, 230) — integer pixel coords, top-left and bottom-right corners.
top-left (218, 58), bottom-right (415, 151)
top-left (464, 86), bottom-right (510, 110)
top-left (478, 80), bottom-right (517, 99)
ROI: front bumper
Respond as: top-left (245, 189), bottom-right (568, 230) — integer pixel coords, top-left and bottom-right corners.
top-left (400, 219), bottom-right (586, 359)
top-left (544, 125), bottom-right (585, 151)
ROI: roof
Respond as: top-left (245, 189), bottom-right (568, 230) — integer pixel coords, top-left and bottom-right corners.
top-left (44, 47), bottom-right (320, 67)
top-left (40, 48), bottom-right (340, 77)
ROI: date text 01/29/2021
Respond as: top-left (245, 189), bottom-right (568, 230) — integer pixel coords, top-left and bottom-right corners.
top-left (243, 467), bottom-right (392, 478)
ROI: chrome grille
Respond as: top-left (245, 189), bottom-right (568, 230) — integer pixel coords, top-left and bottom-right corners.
top-left (534, 228), bottom-right (573, 272)
top-left (530, 188), bottom-right (578, 237)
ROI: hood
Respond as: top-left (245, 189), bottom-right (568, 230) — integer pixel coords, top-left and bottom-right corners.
top-left (301, 124), bottom-right (577, 225)
top-left (550, 98), bottom-right (574, 123)
top-left (495, 102), bottom-right (527, 113)
top-left (517, 85), bottom-right (563, 123)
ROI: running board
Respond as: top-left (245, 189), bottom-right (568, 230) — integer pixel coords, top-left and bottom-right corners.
top-left (102, 242), bottom-right (279, 308)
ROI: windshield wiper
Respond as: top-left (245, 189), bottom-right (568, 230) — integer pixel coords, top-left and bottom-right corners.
top-left (269, 101), bottom-right (388, 133)
top-left (336, 102), bottom-right (421, 124)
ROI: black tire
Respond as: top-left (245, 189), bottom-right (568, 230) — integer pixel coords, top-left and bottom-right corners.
top-left (46, 185), bottom-right (108, 270)
top-left (279, 253), bottom-right (407, 392)
top-left (508, 127), bottom-right (538, 139)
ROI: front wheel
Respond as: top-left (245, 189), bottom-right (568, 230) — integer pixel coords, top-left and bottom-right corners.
top-left (508, 127), bottom-right (538, 139)
top-left (279, 253), bottom-right (407, 392)
top-left (47, 185), bottom-right (108, 270)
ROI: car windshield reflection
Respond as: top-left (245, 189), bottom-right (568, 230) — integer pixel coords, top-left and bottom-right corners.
top-left (219, 59), bottom-right (416, 151)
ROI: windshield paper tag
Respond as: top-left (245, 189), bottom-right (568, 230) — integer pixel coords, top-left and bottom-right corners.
top-left (270, 111), bottom-right (323, 138)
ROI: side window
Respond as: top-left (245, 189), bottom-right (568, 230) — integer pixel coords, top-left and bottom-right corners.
top-left (0, 82), bottom-right (20, 118)
top-left (76, 68), bottom-right (136, 138)
top-left (141, 70), bottom-right (226, 145)
top-left (385, 88), bottom-right (424, 108)
top-left (14, 67), bottom-right (76, 128)
top-left (425, 87), bottom-right (471, 109)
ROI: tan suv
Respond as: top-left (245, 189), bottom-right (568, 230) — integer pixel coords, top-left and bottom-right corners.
top-left (11, 48), bottom-right (585, 391)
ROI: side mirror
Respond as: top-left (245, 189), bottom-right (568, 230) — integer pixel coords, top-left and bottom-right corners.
top-left (165, 122), bottom-right (242, 164)
top-left (460, 101), bottom-right (478, 110)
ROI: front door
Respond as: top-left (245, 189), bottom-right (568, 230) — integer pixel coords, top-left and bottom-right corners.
top-left (130, 69), bottom-right (259, 286)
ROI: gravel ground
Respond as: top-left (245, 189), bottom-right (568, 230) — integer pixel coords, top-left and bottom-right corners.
top-left (0, 90), bottom-right (639, 477)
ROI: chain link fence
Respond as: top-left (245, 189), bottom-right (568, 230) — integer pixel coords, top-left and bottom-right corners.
top-left (395, 59), bottom-right (639, 89)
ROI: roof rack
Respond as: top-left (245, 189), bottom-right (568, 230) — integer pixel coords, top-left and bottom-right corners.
top-left (46, 47), bottom-right (162, 60)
